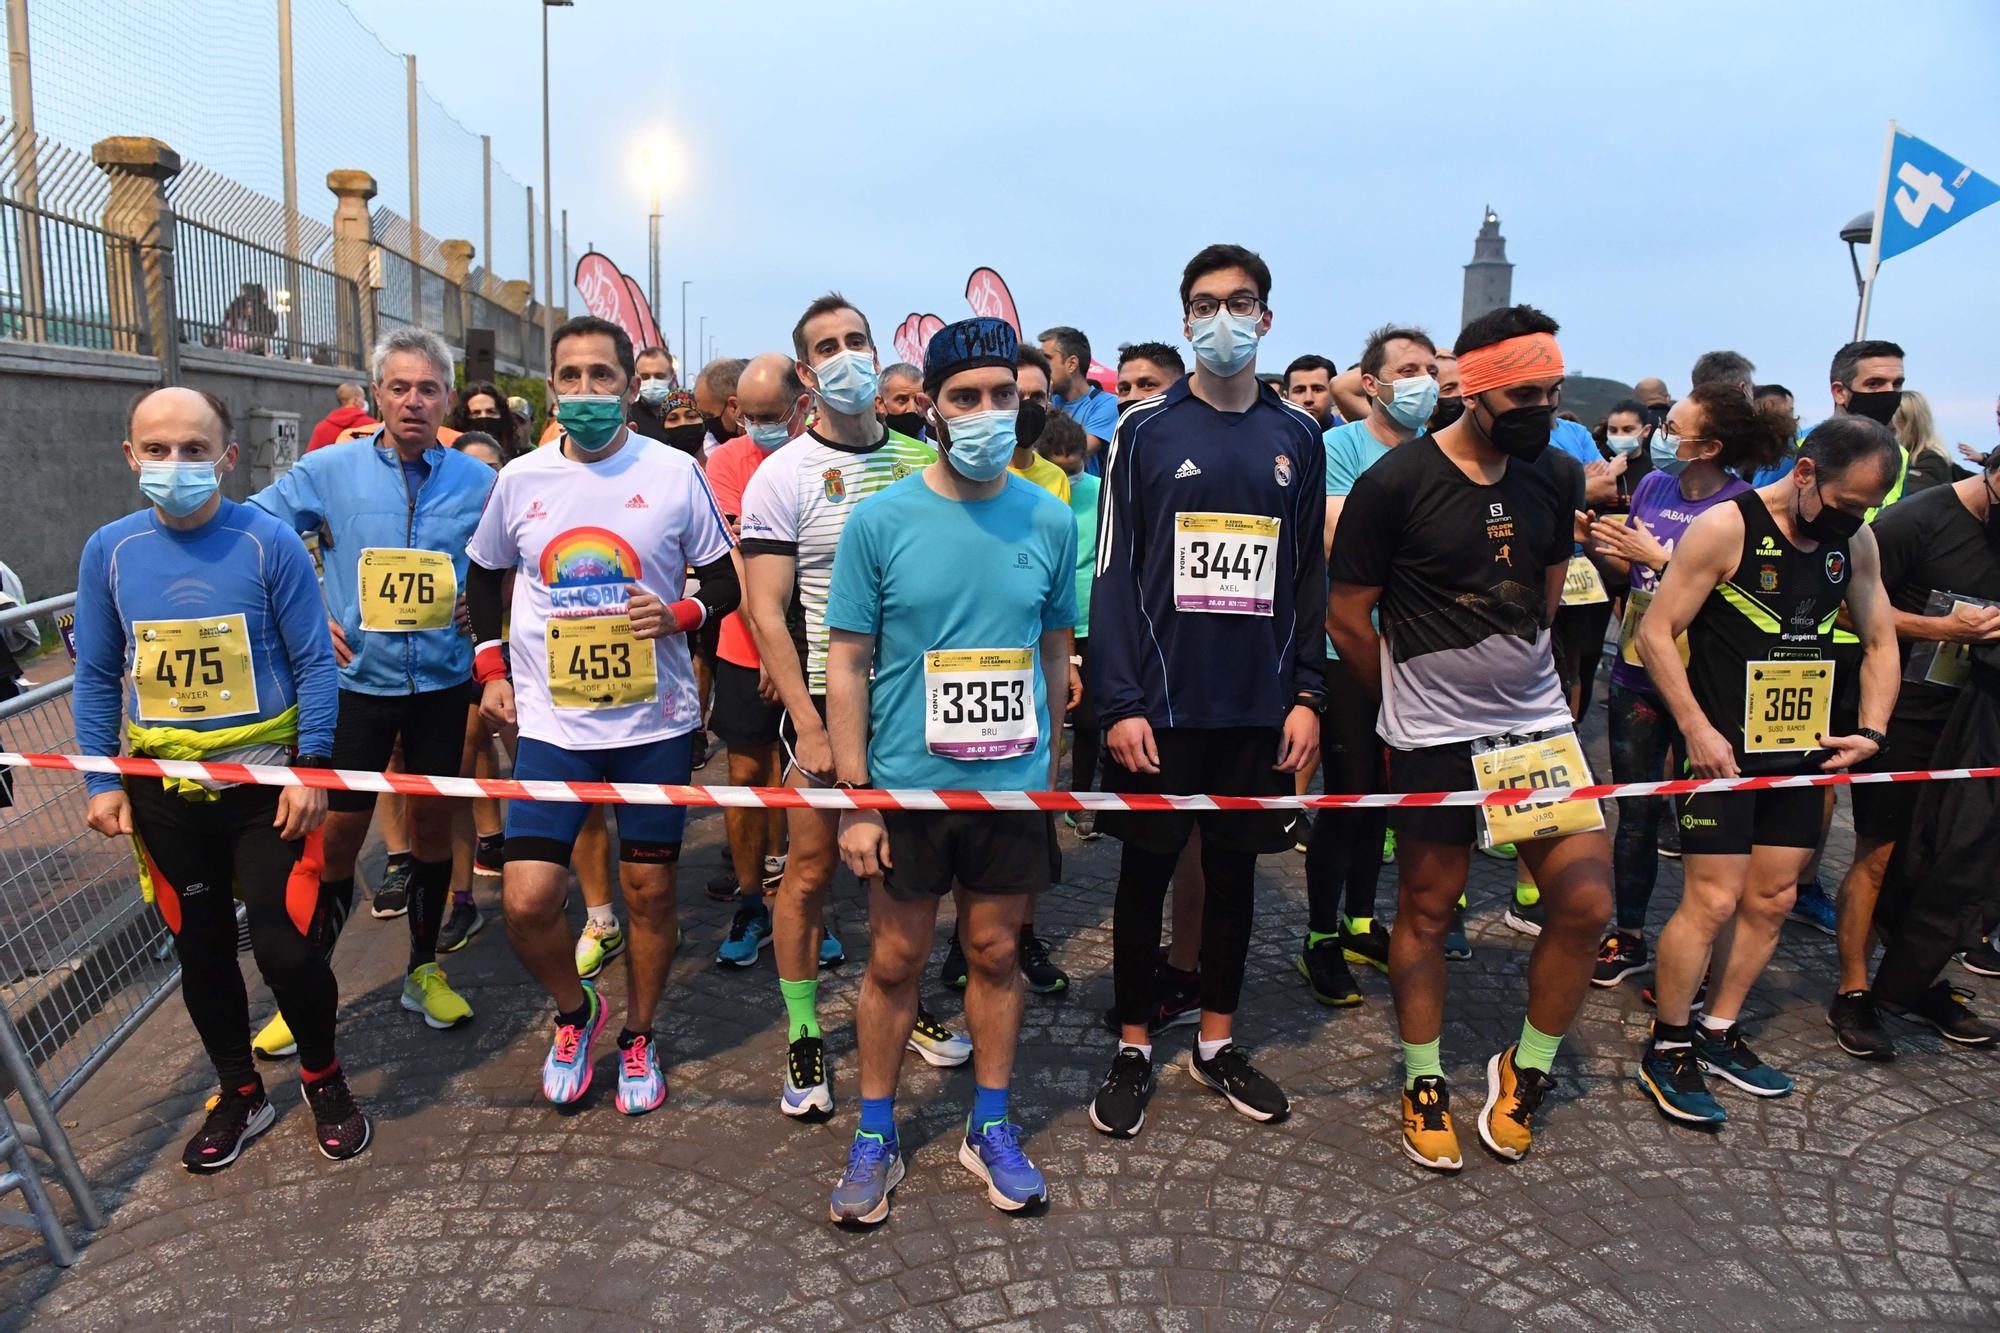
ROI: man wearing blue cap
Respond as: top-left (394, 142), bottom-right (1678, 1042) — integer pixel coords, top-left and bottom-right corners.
top-left (822, 317), bottom-right (1076, 1226)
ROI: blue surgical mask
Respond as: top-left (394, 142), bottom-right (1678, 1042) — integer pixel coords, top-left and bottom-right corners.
top-left (745, 418), bottom-right (793, 452)
top-left (809, 350), bottom-right (880, 416)
top-left (139, 460), bottom-right (222, 517)
top-left (1189, 309), bottom-right (1260, 377)
top-left (1650, 431), bottom-right (1688, 476)
top-left (1606, 432), bottom-right (1644, 456)
top-left (635, 379), bottom-right (671, 406)
top-left (1378, 374), bottom-right (1440, 431)
top-left (941, 408), bottom-right (1017, 482)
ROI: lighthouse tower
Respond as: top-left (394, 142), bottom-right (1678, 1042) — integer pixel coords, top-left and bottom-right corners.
top-left (1461, 206), bottom-right (1514, 328)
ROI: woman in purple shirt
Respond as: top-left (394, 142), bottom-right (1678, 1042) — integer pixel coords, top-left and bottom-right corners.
top-left (1585, 383), bottom-right (1792, 985)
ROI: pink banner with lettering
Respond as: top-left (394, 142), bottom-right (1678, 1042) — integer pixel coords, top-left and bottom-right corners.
top-left (573, 252), bottom-right (666, 371)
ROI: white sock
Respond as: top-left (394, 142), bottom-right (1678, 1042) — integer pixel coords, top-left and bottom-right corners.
top-left (1118, 1042), bottom-right (1152, 1062)
top-left (1698, 1012), bottom-right (1733, 1034)
top-left (1197, 1036), bottom-right (1231, 1061)
top-left (587, 903), bottom-right (617, 929)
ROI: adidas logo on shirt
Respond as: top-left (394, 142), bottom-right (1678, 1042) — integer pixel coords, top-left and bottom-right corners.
top-left (625, 494), bottom-right (649, 510)
top-left (1174, 458), bottom-right (1202, 479)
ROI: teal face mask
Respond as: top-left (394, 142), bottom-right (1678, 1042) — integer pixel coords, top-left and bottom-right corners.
top-left (556, 394), bottom-right (626, 453)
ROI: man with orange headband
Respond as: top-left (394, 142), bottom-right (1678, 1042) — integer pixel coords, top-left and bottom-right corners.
top-left (1327, 303), bottom-right (1612, 1171)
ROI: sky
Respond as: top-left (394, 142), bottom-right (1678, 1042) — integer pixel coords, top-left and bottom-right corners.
top-left (33, 0), bottom-right (2000, 444)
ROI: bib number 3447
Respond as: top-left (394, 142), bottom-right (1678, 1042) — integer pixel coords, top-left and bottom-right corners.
top-left (1174, 513), bottom-right (1279, 616)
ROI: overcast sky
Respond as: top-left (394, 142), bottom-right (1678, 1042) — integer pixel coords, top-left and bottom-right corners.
top-left (47, 0), bottom-right (2000, 442)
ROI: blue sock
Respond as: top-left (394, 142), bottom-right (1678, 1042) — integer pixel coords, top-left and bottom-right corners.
top-left (857, 1095), bottom-right (895, 1141)
top-left (969, 1082), bottom-right (1009, 1132)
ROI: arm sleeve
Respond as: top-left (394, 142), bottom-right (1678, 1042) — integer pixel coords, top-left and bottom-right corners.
top-left (247, 451), bottom-right (325, 533)
top-left (821, 509), bottom-right (882, 636)
top-left (1088, 414), bottom-right (1148, 726)
top-left (467, 562), bottom-right (507, 647)
top-left (686, 552), bottom-right (739, 625)
top-left (72, 534), bottom-right (127, 797)
top-left (1044, 504), bottom-right (1079, 633)
top-left (268, 529), bottom-right (339, 755)
top-left (1291, 431), bottom-right (1327, 697)
top-left (1327, 470), bottom-right (1398, 588)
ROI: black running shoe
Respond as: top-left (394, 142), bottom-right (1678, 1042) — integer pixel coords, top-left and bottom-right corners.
top-left (1444, 907), bottom-right (1472, 961)
top-left (1287, 811), bottom-right (1314, 854)
top-left (1592, 931), bottom-right (1648, 987)
top-left (1088, 1047), bottom-right (1154, 1138)
top-left (181, 1083), bottom-right (274, 1172)
top-left (1959, 936), bottom-right (2000, 978)
top-left (939, 932), bottom-right (968, 991)
top-left (1886, 983), bottom-right (1998, 1046)
top-left (437, 897), bottom-right (485, 954)
top-left (472, 833), bottom-right (505, 879)
top-left (688, 727), bottom-right (711, 770)
top-left (1341, 918), bottom-right (1391, 973)
top-left (1189, 1044), bottom-right (1289, 1122)
top-left (705, 871), bottom-right (741, 902)
top-left (1018, 929), bottom-right (1068, 993)
top-left (370, 859), bottom-right (412, 919)
top-left (1642, 972), bottom-right (1709, 1013)
top-left (1297, 934), bottom-right (1362, 1006)
top-left (1100, 963), bottom-right (1202, 1035)
top-left (301, 1070), bottom-right (372, 1161)
top-left (1828, 989), bottom-right (1896, 1061)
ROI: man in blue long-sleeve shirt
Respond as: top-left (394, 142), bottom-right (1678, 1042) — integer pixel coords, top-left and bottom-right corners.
top-left (74, 386), bottom-right (368, 1171)
top-left (1086, 244), bottom-right (1325, 1140)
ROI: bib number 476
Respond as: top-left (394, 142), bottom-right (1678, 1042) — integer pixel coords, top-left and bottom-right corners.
top-left (376, 569), bottom-right (437, 605)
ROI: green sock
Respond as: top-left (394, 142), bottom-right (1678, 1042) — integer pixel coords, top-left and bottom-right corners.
top-left (1402, 1038), bottom-right (1443, 1089)
top-left (1516, 1018), bottom-right (1563, 1073)
top-left (1306, 928), bottom-right (1340, 947)
top-left (1515, 881), bottom-right (1540, 907)
top-left (1343, 915), bottom-right (1371, 933)
top-left (780, 978), bottom-right (820, 1041)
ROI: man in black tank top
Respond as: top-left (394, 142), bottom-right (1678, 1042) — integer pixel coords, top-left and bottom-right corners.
top-left (1630, 418), bottom-right (1902, 1127)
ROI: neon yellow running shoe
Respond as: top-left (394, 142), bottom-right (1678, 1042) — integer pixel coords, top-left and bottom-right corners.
top-left (575, 919), bottom-right (626, 979)
top-left (401, 962), bottom-right (473, 1029)
top-left (252, 1012), bottom-right (296, 1060)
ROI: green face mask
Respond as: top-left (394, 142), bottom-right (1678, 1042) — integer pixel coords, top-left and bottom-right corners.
top-left (556, 394), bottom-right (626, 453)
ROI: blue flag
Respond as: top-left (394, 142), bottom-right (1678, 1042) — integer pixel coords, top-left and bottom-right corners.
top-left (1875, 127), bottom-right (2000, 263)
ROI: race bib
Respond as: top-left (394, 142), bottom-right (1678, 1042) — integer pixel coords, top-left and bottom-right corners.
top-left (925, 649), bottom-right (1037, 760)
top-left (1743, 659), bottom-right (1832, 753)
top-left (1903, 592), bottom-right (1996, 690)
top-left (1472, 729), bottom-right (1604, 847)
top-left (1174, 513), bottom-right (1279, 616)
top-left (1561, 555), bottom-right (1608, 607)
top-left (132, 615), bottom-right (258, 722)
top-left (1617, 589), bottom-right (1690, 668)
top-left (546, 616), bottom-right (657, 709)
top-left (357, 548), bottom-right (456, 632)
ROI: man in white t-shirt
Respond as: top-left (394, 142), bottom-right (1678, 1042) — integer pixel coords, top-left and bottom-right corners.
top-left (466, 316), bottom-right (738, 1118)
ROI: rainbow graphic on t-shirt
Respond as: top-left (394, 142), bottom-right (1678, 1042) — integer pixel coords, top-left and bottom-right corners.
top-left (541, 527), bottom-right (644, 614)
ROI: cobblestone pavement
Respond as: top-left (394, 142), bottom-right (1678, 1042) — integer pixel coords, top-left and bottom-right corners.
top-left (3, 722), bottom-right (1999, 1332)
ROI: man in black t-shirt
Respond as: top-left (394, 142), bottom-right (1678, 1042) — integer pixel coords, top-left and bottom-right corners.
top-left (1328, 305), bottom-right (1612, 1172)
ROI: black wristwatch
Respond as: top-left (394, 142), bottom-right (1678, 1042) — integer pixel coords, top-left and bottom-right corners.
top-left (292, 753), bottom-right (331, 770)
top-left (1855, 727), bottom-right (1888, 748)
top-left (1293, 692), bottom-right (1327, 716)
top-left (834, 778), bottom-right (867, 790)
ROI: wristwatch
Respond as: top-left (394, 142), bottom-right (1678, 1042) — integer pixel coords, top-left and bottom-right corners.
top-left (1293, 692), bottom-right (1328, 716)
top-left (1855, 727), bottom-right (1888, 748)
top-left (292, 753), bottom-right (331, 770)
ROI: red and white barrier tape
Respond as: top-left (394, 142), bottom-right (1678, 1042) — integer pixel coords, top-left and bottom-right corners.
top-left (5, 752), bottom-right (1998, 812)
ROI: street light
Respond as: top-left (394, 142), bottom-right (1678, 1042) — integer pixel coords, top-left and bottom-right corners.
top-left (1841, 210), bottom-right (1874, 341)
top-left (680, 280), bottom-right (691, 388)
top-left (541, 0), bottom-right (573, 367)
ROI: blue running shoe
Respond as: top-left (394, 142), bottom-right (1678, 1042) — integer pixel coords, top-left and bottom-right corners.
top-left (820, 917), bottom-right (846, 969)
top-left (1693, 1023), bottom-right (1795, 1097)
top-left (1636, 1042), bottom-right (1726, 1125)
top-left (716, 901), bottom-right (772, 968)
top-left (959, 1119), bottom-right (1047, 1212)
top-left (1788, 878), bottom-right (1836, 935)
top-left (615, 1034), bottom-right (666, 1115)
top-left (829, 1130), bottom-right (904, 1226)
top-left (542, 982), bottom-right (605, 1106)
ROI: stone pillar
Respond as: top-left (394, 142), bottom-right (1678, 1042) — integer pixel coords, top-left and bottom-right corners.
top-left (90, 136), bottom-right (181, 378)
top-left (439, 238), bottom-right (473, 346)
top-left (326, 169), bottom-right (377, 370)
top-left (496, 278), bottom-right (531, 316)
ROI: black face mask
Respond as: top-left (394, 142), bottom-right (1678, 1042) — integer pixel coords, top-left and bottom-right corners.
top-left (663, 422), bottom-right (709, 454)
top-left (1015, 399), bottom-right (1049, 450)
top-left (699, 412), bottom-right (728, 441)
top-left (1844, 388), bottom-right (1903, 427)
top-left (1482, 403), bottom-right (1555, 462)
top-left (886, 411), bottom-right (928, 441)
top-left (1643, 401), bottom-right (1671, 426)
top-left (1430, 396), bottom-right (1465, 429)
top-left (1795, 484), bottom-right (1864, 543)
top-left (1982, 478), bottom-right (2000, 546)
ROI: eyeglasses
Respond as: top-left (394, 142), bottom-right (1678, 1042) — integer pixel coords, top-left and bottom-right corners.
top-left (1186, 294), bottom-right (1263, 321)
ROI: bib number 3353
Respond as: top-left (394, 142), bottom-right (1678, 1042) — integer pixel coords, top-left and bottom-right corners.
top-left (547, 615), bottom-right (657, 709)
top-left (132, 615), bottom-right (258, 722)
top-left (1174, 512), bottom-right (1279, 616)
top-left (925, 649), bottom-right (1037, 760)
top-left (357, 548), bottom-right (456, 632)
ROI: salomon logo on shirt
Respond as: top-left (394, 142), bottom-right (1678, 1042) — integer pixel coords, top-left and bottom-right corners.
top-left (1174, 459), bottom-right (1202, 479)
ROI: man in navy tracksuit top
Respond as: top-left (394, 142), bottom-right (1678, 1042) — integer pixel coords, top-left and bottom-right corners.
top-left (1086, 243), bottom-right (1325, 1139)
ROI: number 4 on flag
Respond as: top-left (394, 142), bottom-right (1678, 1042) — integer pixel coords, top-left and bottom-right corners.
top-left (1871, 123), bottom-right (2000, 264)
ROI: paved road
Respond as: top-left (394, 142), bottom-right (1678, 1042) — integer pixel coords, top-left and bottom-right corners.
top-left (3, 727), bottom-right (1998, 1331)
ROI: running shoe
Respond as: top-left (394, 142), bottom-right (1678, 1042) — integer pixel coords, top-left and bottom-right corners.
top-left (1828, 989), bottom-right (1896, 1061)
top-left (1657, 815), bottom-right (1682, 859)
top-left (1297, 933), bottom-right (1362, 1006)
top-left (542, 982), bottom-right (605, 1106)
top-left (1636, 1042), bottom-right (1726, 1125)
top-left (1478, 1045), bottom-right (1553, 1162)
top-left (828, 1130), bottom-right (904, 1226)
top-left (907, 1007), bottom-right (972, 1067)
top-left (1957, 936), bottom-right (2000, 978)
top-left (1189, 1044), bottom-right (1289, 1122)
top-left (716, 901), bottom-right (772, 967)
top-left (182, 1082), bottom-right (274, 1172)
top-left (1693, 1023), bottom-right (1795, 1096)
top-left (1018, 928), bottom-right (1068, 993)
top-left (704, 872), bottom-right (741, 902)
top-left (1400, 1076), bottom-right (1461, 1171)
top-left (939, 932), bottom-right (968, 991)
top-left (437, 897), bottom-right (485, 954)
top-left (1478, 841), bottom-right (1517, 861)
top-left (1099, 963), bottom-right (1202, 1035)
top-left (370, 858), bottom-right (412, 918)
top-left (301, 1068), bottom-right (372, 1161)
top-left (616, 1034), bottom-right (666, 1115)
top-left (1063, 810), bottom-right (1101, 841)
top-left (960, 1118), bottom-right (1047, 1212)
top-left (688, 727), bottom-right (711, 770)
top-left (1380, 827), bottom-right (1397, 864)
top-left (1884, 982), bottom-right (1999, 1046)
top-left (472, 833), bottom-right (505, 878)
top-left (1288, 810), bottom-right (1314, 854)
top-left (820, 917), bottom-right (846, 969)
top-left (1592, 931), bottom-right (1649, 987)
top-left (763, 852), bottom-right (788, 881)
top-left (251, 1012), bottom-right (296, 1060)
top-left (1641, 972), bottom-right (1708, 1012)
top-left (1444, 907), bottom-right (1472, 961)
top-left (1788, 878), bottom-right (1837, 936)
top-left (400, 962), bottom-right (473, 1029)
top-left (782, 1033), bottom-right (833, 1119)
top-left (575, 918), bottom-right (626, 979)
top-left (1502, 883), bottom-right (1544, 938)
top-left (1088, 1047), bottom-right (1154, 1138)
top-left (1341, 916), bottom-right (1391, 973)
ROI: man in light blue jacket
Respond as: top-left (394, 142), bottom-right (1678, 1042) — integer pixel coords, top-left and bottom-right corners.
top-left (252, 327), bottom-right (495, 1035)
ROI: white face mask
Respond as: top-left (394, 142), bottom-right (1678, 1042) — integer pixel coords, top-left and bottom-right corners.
top-left (1606, 432), bottom-right (1644, 455)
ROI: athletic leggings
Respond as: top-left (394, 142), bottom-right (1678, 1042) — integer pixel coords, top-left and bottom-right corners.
top-left (1113, 836), bottom-right (1256, 1025)
top-left (1070, 637), bottom-right (1101, 795)
top-left (1303, 656), bottom-right (1388, 933)
top-left (129, 778), bottom-right (346, 1087)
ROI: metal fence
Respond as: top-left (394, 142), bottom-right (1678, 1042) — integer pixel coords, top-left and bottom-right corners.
top-left (375, 246), bottom-right (462, 348)
top-left (0, 197), bottom-right (146, 354)
top-left (175, 216), bottom-right (363, 367)
top-left (468, 287), bottom-right (542, 377)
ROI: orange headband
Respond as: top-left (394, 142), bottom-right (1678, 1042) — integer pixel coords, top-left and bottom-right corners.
top-left (1457, 332), bottom-right (1565, 396)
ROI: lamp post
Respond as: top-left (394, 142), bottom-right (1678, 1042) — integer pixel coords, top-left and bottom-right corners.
top-left (680, 279), bottom-right (691, 388)
top-left (540, 0), bottom-right (572, 364)
top-left (1841, 210), bottom-right (1875, 341)
top-left (698, 315), bottom-right (706, 373)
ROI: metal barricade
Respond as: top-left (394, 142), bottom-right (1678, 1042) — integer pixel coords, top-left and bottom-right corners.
top-left (0, 594), bottom-right (167, 1265)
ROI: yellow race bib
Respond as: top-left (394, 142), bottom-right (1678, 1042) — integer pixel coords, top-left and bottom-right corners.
top-left (1560, 555), bottom-right (1608, 607)
top-left (357, 548), bottom-right (457, 632)
top-left (1617, 588), bottom-right (1690, 668)
top-left (132, 615), bottom-right (258, 722)
top-left (1743, 659), bottom-right (1832, 753)
top-left (1473, 731), bottom-right (1604, 847)
top-left (547, 615), bottom-right (657, 709)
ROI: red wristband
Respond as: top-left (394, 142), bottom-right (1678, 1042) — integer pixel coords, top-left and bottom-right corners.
top-left (473, 640), bottom-right (509, 683)
top-left (668, 599), bottom-right (705, 635)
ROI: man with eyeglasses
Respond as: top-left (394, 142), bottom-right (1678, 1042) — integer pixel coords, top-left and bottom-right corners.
top-left (1086, 244), bottom-right (1324, 1139)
